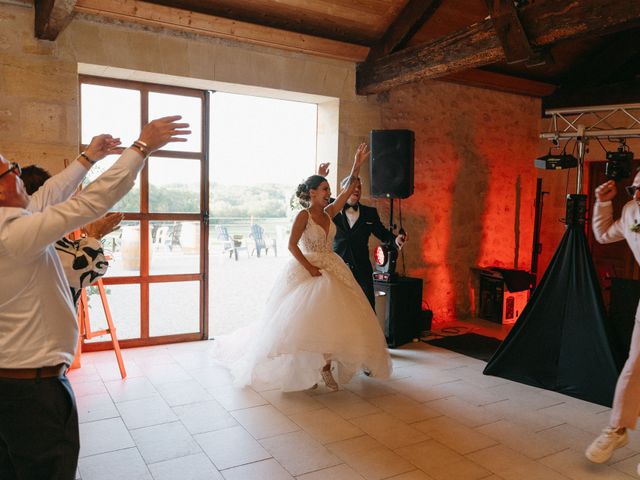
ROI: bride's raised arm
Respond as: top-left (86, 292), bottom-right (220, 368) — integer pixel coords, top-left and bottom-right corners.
top-left (325, 143), bottom-right (369, 217)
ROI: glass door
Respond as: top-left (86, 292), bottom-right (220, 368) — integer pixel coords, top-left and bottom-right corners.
top-left (79, 76), bottom-right (208, 349)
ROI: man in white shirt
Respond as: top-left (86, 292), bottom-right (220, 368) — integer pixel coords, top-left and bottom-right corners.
top-left (0, 115), bottom-right (189, 480)
top-left (586, 172), bottom-right (640, 470)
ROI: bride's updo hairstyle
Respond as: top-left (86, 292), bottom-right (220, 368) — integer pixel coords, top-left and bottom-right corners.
top-left (296, 175), bottom-right (326, 207)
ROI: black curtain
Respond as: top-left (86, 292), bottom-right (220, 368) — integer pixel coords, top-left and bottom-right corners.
top-left (484, 225), bottom-right (623, 406)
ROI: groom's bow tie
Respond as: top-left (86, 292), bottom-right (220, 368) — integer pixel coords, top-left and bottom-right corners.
top-left (344, 203), bottom-right (359, 212)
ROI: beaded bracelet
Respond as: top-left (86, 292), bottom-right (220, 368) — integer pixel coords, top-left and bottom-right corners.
top-left (79, 151), bottom-right (96, 165)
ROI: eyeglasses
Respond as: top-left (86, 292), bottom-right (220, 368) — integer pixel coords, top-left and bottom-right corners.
top-left (625, 185), bottom-right (640, 197)
top-left (0, 162), bottom-right (21, 180)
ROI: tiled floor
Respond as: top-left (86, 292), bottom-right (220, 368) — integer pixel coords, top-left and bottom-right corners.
top-left (69, 321), bottom-right (640, 479)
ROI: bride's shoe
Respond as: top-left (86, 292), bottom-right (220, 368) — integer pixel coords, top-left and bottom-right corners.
top-left (321, 369), bottom-right (339, 391)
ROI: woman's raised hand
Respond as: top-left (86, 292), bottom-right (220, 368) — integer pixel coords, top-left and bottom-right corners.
top-left (353, 143), bottom-right (370, 170)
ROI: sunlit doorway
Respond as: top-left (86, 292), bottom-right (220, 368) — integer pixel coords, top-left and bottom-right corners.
top-left (208, 92), bottom-right (317, 336)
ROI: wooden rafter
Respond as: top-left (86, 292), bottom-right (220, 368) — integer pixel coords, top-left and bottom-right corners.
top-left (34, 0), bottom-right (77, 40)
top-left (357, 0), bottom-right (640, 95)
top-left (442, 68), bottom-right (556, 97)
top-left (74, 0), bottom-right (369, 62)
top-left (140, 0), bottom-right (374, 46)
top-left (485, 0), bottom-right (542, 65)
top-left (366, 0), bottom-right (443, 62)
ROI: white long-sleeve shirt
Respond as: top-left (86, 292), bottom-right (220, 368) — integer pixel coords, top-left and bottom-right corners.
top-left (0, 148), bottom-right (144, 368)
top-left (592, 199), bottom-right (640, 266)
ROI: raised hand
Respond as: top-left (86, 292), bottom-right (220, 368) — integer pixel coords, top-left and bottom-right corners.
top-left (137, 115), bottom-right (191, 153)
top-left (318, 162), bottom-right (331, 177)
top-left (83, 212), bottom-right (124, 240)
top-left (595, 180), bottom-right (617, 202)
top-left (85, 135), bottom-right (123, 162)
top-left (353, 143), bottom-right (370, 170)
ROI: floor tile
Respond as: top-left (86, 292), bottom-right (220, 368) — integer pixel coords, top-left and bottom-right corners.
top-left (195, 425), bottom-right (271, 470)
top-left (467, 444), bottom-right (569, 480)
top-left (395, 440), bottom-right (491, 480)
top-left (155, 379), bottom-right (213, 406)
top-left (540, 448), bottom-right (636, 480)
top-left (476, 420), bottom-right (568, 459)
top-left (211, 384), bottom-right (268, 411)
top-left (314, 390), bottom-right (381, 419)
top-left (130, 421), bottom-right (202, 464)
top-left (412, 416), bottom-right (497, 454)
top-left (260, 389), bottom-right (324, 415)
top-left (78, 447), bottom-right (151, 480)
top-left (368, 394), bottom-right (441, 423)
top-left (172, 399), bottom-right (238, 435)
top-left (116, 395), bottom-right (178, 429)
top-left (147, 452), bottom-right (223, 480)
top-left (104, 377), bottom-right (159, 403)
top-left (76, 392), bottom-right (119, 424)
top-left (79, 417), bottom-right (135, 458)
top-left (231, 404), bottom-right (299, 439)
top-left (289, 408), bottom-right (363, 444)
top-left (349, 412), bottom-right (429, 449)
top-left (220, 458), bottom-right (294, 480)
top-left (260, 430), bottom-right (341, 476)
top-left (295, 464), bottom-right (365, 480)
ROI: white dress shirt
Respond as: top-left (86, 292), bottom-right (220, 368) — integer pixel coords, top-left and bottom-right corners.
top-left (592, 199), bottom-right (640, 265)
top-left (0, 148), bottom-right (144, 368)
top-left (344, 203), bottom-right (359, 228)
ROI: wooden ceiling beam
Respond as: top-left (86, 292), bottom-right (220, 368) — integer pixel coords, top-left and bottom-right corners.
top-left (34, 0), bottom-right (77, 40)
top-left (442, 68), bottom-right (556, 97)
top-left (140, 0), bottom-right (374, 45)
top-left (74, 0), bottom-right (369, 62)
top-left (366, 0), bottom-right (443, 62)
top-left (485, 0), bottom-right (545, 65)
top-left (357, 0), bottom-right (640, 95)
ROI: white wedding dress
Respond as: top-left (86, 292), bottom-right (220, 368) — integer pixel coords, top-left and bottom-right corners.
top-left (213, 210), bottom-right (392, 391)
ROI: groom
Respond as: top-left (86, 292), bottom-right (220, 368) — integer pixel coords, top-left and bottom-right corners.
top-left (319, 163), bottom-right (406, 309)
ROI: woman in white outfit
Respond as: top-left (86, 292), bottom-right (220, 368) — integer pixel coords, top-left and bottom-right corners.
top-left (213, 143), bottom-right (392, 391)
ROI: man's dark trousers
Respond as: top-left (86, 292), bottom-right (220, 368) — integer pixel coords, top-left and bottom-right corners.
top-left (0, 374), bottom-right (79, 480)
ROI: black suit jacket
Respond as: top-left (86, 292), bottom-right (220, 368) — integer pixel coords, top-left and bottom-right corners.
top-left (332, 204), bottom-right (396, 282)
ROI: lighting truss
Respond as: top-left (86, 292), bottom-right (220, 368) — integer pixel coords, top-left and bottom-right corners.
top-left (541, 103), bottom-right (640, 141)
top-left (540, 103), bottom-right (640, 194)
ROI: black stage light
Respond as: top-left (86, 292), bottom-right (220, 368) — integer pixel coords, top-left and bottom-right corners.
top-left (605, 146), bottom-right (634, 181)
top-left (534, 151), bottom-right (578, 170)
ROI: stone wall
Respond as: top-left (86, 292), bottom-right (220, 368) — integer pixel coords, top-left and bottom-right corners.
top-left (371, 81), bottom-right (542, 322)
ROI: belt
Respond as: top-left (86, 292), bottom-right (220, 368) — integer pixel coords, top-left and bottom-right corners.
top-left (0, 363), bottom-right (67, 379)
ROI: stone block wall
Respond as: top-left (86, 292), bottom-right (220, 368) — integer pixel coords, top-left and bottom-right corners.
top-left (369, 81), bottom-right (542, 322)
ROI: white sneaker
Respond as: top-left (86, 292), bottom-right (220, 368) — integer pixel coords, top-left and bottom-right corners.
top-left (585, 427), bottom-right (628, 464)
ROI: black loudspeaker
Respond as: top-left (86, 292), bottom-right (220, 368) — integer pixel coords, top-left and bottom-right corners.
top-left (370, 129), bottom-right (415, 199)
top-left (374, 277), bottom-right (423, 347)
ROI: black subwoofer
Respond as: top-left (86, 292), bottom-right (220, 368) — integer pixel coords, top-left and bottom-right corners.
top-left (369, 129), bottom-right (415, 199)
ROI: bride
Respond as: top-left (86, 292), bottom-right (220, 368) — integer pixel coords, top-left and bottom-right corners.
top-left (213, 143), bottom-right (392, 391)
